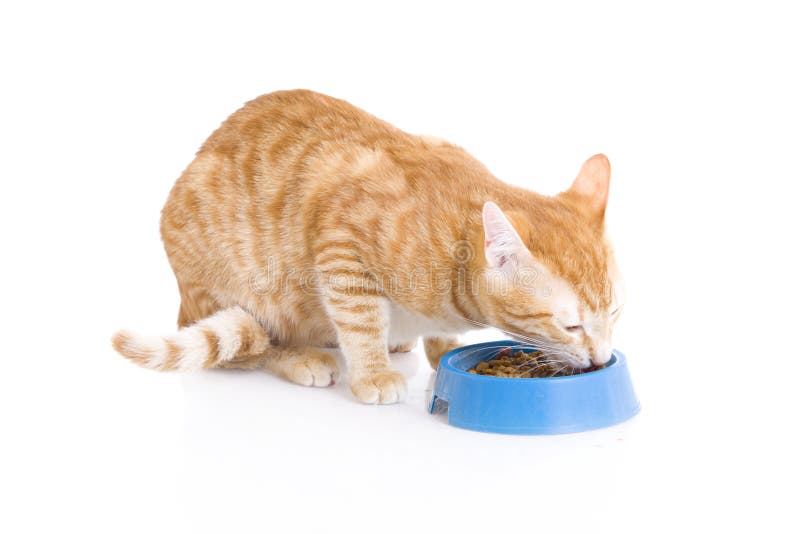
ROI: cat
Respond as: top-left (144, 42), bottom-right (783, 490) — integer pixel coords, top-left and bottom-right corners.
top-left (112, 89), bottom-right (623, 404)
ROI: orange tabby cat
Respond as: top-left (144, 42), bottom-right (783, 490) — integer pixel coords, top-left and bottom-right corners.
top-left (112, 89), bottom-right (623, 404)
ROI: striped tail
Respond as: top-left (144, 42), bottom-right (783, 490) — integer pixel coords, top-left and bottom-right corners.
top-left (111, 307), bottom-right (269, 371)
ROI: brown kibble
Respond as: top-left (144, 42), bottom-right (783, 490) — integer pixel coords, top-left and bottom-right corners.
top-left (467, 348), bottom-right (595, 378)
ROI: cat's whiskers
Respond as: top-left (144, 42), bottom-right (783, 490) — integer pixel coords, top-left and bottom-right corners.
top-left (457, 315), bottom-right (563, 351)
top-left (538, 347), bottom-right (585, 373)
top-left (456, 314), bottom-right (590, 374)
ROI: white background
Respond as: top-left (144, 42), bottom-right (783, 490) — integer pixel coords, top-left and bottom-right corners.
top-left (2, 1), bottom-right (798, 533)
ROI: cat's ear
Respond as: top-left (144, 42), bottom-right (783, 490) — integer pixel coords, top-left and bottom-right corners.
top-left (564, 154), bottom-right (611, 223)
top-left (482, 201), bottom-right (528, 270)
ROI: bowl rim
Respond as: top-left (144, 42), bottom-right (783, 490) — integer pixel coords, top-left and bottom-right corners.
top-left (440, 340), bottom-right (623, 383)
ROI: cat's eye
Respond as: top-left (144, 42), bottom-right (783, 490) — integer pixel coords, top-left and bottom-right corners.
top-left (565, 325), bottom-right (583, 333)
top-left (611, 306), bottom-right (622, 317)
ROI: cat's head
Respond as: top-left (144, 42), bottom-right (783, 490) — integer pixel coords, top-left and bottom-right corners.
top-left (478, 154), bottom-right (623, 369)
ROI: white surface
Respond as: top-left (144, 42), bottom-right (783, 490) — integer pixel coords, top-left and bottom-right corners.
top-left (1, 1), bottom-right (798, 533)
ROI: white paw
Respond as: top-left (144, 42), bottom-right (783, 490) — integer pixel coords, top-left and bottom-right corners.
top-left (389, 339), bottom-right (417, 353)
top-left (286, 352), bottom-right (339, 387)
top-left (350, 369), bottom-right (407, 404)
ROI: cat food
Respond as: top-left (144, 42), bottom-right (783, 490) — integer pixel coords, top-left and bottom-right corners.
top-left (467, 347), bottom-right (599, 378)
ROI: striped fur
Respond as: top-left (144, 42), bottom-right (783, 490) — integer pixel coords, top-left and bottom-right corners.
top-left (112, 89), bottom-right (622, 404)
top-left (112, 307), bottom-right (269, 371)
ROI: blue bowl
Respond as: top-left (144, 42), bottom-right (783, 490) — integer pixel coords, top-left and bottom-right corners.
top-left (429, 340), bottom-right (640, 434)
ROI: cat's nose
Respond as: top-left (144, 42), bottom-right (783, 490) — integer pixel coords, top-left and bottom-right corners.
top-left (590, 347), bottom-right (612, 366)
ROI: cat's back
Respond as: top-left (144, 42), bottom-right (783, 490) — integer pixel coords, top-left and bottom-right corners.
top-left (159, 90), bottom-right (411, 293)
top-left (198, 89), bottom-right (402, 159)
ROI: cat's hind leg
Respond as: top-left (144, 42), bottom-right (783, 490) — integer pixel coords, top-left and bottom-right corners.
top-left (176, 283), bottom-right (221, 327)
top-left (113, 302), bottom-right (339, 386)
top-left (219, 347), bottom-right (339, 387)
top-left (389, 338), bottom-right (418, 353)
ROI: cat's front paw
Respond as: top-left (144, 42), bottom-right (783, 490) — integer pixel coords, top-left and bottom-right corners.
top-left (349, 368), bottom-right (407, 404)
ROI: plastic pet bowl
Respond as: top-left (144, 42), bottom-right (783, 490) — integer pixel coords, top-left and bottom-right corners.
top-left (429, 340), bottom-right (640, 434)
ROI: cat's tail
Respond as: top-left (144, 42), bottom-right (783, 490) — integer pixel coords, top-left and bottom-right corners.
top-left (111, 307), bottom-right (269, 371)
